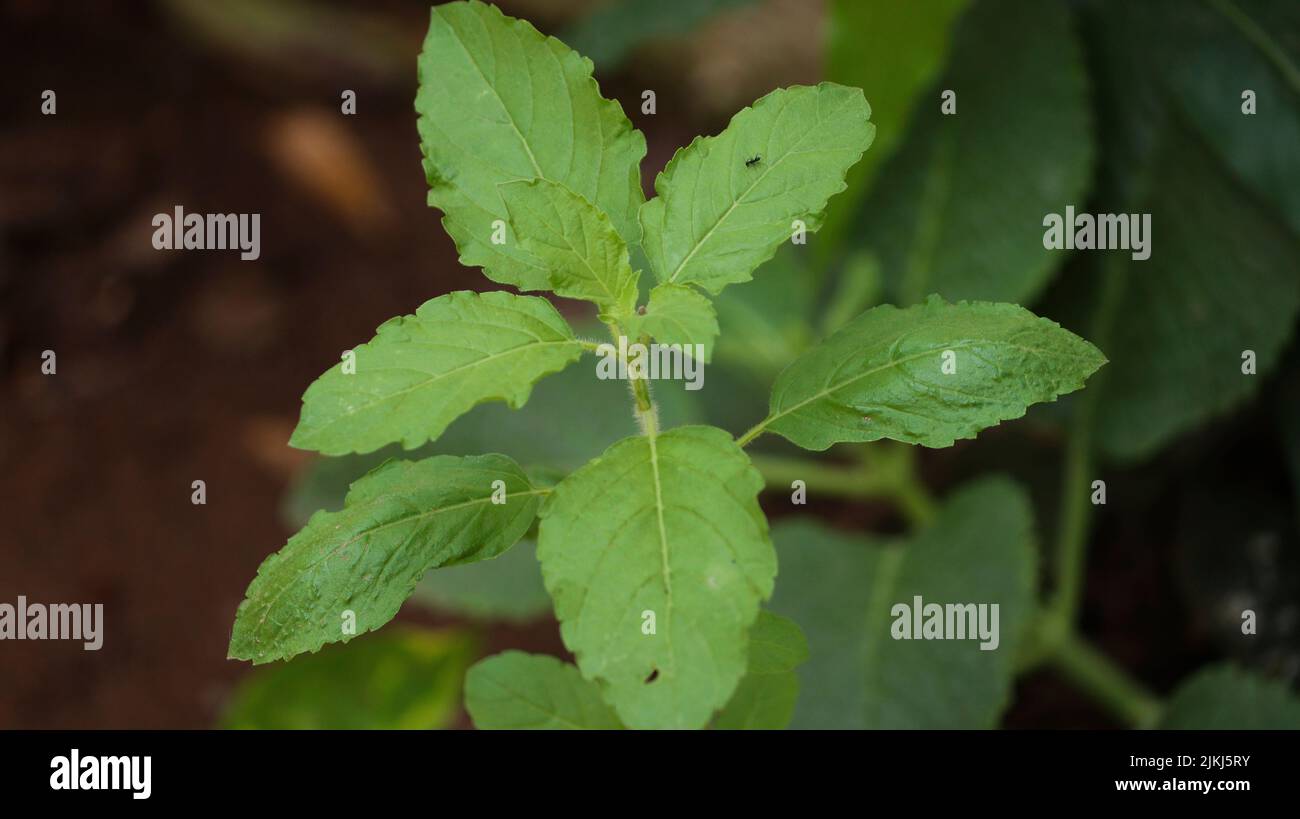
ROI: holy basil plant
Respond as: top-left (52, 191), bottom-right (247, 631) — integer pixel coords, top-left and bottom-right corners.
top-left (227, 0), bottom-right (1105, 730)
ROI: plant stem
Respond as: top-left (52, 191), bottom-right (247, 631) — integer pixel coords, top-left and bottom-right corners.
top-left (891, 476), bottom-right (938, 528)
top-left (631, 375), bottom-right (659, 436)
top-left (748, 445), bottom-right (937, 529)
top-left (604, 318), bottom-right (659, 437)
top-left (1050, 406), bottom-right (1095, 624)
top-left (747, 453), bottom-right (883, 496)
top-left (1047, 253), bottom-right (1125, 625)
top-left (1049, 630), bottom-right (1163, 729)
top-left (736, 417), bottom-right (770, 448)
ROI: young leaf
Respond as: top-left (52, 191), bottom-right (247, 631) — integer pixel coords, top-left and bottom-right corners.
top-left (1110, 0), bottom-right (1300, 236)
top-left (229, 454), bottom-right (543, 664)
top-left (465, 651), bottom-right (623, 730)
top-left (499, 179), bottom-right (638, 319)
top-left (855, 0), bottom-right (1092, 305)
top-left (1088, 108), bottom-right (1300, 461)
top-left (624, 283), bottom-right (719, 362)
top-left (1159, 664), bottom-right (1300, 729)
top-left (743, 610), bottom-right (810, 674)
top-left (713, 610), bottom-right (809, 730)
top-left (537, 425), bottom-right (775, 729)
top-left (416, 0), bottom-right (646, 290)
top-left (639, 82), bottom-right (874, 294)
top-left (754, 296), bottom-right (1105, 451)
top-left (290, 291), bottom-right (584, 456)
top-left (223, 627), bottom-right (476, 729)
top-left (769, 477), bottom-right (1037, 729)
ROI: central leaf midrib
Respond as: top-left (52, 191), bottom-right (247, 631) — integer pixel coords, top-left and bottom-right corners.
top-left (860, 546), bottom-right (906, 725)
top-left (443, 6), bottom-right (545, 179)
top-left (644, 430), bottom-right (676, 684)
top-left (313, 339), bottom-right (580, 432)
top-left (665, 94), bottom-right (854, 284)
top-left (251, 487), bottom-right (549, 642)
top-left (764, 338), bottom-right (1075, 434)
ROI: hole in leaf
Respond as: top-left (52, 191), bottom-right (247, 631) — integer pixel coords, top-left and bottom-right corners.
top-left (645, 668), bottom-right (659, 683)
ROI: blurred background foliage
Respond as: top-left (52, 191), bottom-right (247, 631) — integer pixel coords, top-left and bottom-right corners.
top-left (2, 0), bottom-right (1296, 728)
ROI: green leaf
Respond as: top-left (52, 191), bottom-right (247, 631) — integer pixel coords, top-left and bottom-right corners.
top-left (411, 538), bottom-right (551, 623)
top-left (1117, 0), bottom-right (1300, 236)
top-left (741, 609), bottom-right (809, 674)
top-left (538, 425), bottom-right (775, 729)
top-left (416, 0), bottom-right (646, 290)
top-left (819, 0), bottom-right (968, 255)
top-left (713, 610), bottom-right (809, 729)
top-left (769, 477), bottom-right (1037, 729)
top-left (856, 0), bottom-right (1093, 305)
top-left (1080, 9), bottom-right (1300, 461)
top-left (290, 291), bottom-right (584, 456)
top-left (465, 651), bottom-right (623, 729)
top-left (758, 296), bottom-right (1106, 451)
top-left (640, 82), bottom-right (874, 294)
top-left (1159, 664), bottom-right (1300, 729)
top-left (223, 627), bottom-right (475, 729)
top-left (560, 0), bottom-right (758, 71)
top-left (500, 178), bottom-right (638, 318)
top-left (625, 283), bottom-right (719, 362)
top-left (230, 454), bottom-right (542, 664)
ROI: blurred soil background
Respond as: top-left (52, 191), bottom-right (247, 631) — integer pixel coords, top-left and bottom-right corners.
top-left (0, 0), bottom-right (823, 729)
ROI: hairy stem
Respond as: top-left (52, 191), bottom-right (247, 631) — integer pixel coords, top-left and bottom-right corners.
top-left (604, 318), bottom-right (659, 437)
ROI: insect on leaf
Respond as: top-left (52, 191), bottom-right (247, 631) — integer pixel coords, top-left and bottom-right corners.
top-left (640, 82), bottom-right (875, 294)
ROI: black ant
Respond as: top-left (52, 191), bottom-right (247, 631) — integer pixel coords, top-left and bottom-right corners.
top-left (745, 154), bottom-right (761, 167)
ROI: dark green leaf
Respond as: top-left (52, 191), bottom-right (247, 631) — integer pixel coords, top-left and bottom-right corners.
top-left (856, 0), bottom-right (1093, 305)
top-left (1160, 665), bottom-right (1300, 729)
top-left (770, 477), bottom-right (1037, 728)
